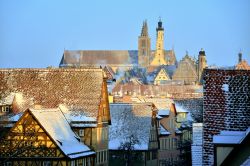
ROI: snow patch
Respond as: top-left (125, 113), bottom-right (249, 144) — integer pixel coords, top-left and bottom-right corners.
top-left (222, 84), bottom-right (229, 92)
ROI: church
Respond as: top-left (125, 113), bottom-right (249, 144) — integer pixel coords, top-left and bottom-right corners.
top-left (59, 19), bottom-right (177, 72)
top-left (59, 19), bottom-right (207, 85)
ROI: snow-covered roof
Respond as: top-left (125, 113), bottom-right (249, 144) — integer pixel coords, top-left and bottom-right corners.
top-left (160, 124), bottom-right (170, 135)
top-left (8, 113), bottom-right (23, 122)
top-left (241, 156), bottom-right (250, 166)
top-left (29, 108), bottom-right (95, 158)
top-left (0, 93), bottom-right (15, 106)
top-left (109, 103), bottom-right (154, 151)
top-left (156, 115), bottom-right (163, 119)
top-left (158, 109), bottom-right (170, 117)
top-left (175, 128), bottom-right (182, 134)
top-left (175, 103), bottom-right (189, 113)
top-left (213, 128), bottom-right (250, 144)
top-left (0, 68), bottom-right (106, 119)
top-left (59, 104), bottom-right (97, 122)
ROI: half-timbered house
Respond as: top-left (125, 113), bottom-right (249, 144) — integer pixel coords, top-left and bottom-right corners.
top-left (0, 108), bottom-right (95, 165)
top-left (0, 68), bottom-right (111, 166)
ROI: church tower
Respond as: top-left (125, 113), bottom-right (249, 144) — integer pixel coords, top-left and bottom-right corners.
top-left (198, 48), bottom-right (207, 83)
top-left (150, 18), bottom-right (167, 66)
top-left (138, 20), bottom-right (151, 68)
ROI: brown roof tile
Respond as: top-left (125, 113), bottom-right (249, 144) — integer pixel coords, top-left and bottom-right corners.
top-left (0, 68), bottom-right (105, 118)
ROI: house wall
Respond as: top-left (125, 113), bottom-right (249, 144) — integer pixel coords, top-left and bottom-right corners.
top-left (158, 104), bottom-right (180, 165)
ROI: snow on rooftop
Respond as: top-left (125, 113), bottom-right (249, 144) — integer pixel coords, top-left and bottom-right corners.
top-left (30, 108), bottom-right (94, 158)
top-left (59, 104), bottom-right (96, 122)
top-left (241, 156), bottom-right (250, 166)
top-left (8, 113), bottom-right (23, 121)
top-left (213, 128), bottom-right (249, 144)
top-left (158, 109), bottom-right (170, 117)
top-left (0, 93), bottom-right (15, 105)
top-left (109, 103), bottom-right (153, 150)
top-left (222, 84), bottom-right (229, 92)
top-left (175, 103), bottom-right (189, 113)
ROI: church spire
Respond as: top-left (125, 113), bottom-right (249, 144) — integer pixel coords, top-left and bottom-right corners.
top-left (141, 20), bottom-right (148, 36)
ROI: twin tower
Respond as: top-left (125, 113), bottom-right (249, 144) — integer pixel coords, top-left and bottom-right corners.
top-left (138, 19), bottom-right (169, 68)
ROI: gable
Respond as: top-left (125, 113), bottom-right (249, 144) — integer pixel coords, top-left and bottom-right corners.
top-left (172, 56), bottom-right (198, 81)
top-left (155, 69), bottom-right (170, 80)
top-left (0, 110), bottom-right (64, 158)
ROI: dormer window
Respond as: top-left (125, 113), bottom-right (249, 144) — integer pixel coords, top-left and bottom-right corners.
top-left (2, 105), bottom-right (10, 112)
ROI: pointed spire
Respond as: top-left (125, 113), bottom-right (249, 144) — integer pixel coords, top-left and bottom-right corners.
top-left (141, 20), bottom-right (148, 36)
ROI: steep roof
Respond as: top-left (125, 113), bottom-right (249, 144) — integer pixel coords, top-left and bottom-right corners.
top-left (60, 50), bottom-right (138, 67)
top-left (236, 60), bottom-right (250, 70)
top-left (109, 103), bottom-right (154, 150)
top-left (0, 68), bottom-right (105, 119)
top-left (29, 108), bottom-right (95, 158)
top-left (152, 65), bottom-right (176, 79)
top-left (60, 49), bottom-right (177, 67)
top-left (172, 55), bottom-right (198, 82)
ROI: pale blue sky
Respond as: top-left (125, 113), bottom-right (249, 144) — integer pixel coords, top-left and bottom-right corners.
top-left (0, 0), bottom-right (249, 68)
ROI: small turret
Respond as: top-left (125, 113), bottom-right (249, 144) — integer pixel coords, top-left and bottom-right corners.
top-left (199, 48), bottom-right (206, 56)
top-left (198, 48), bottom-right (207, 84)
top-left (156, 17), bottom-right (164, 31)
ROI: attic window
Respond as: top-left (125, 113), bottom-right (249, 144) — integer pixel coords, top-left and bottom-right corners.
top-left (2, 106), bottom-right (10, 112)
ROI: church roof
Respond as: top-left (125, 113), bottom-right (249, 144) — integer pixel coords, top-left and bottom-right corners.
top-left (0, 68), bottom-right (106, 119)
top-left (60, 50), bottom-right (138, 67)
top-left (60, 49), bottom-right (176, 67)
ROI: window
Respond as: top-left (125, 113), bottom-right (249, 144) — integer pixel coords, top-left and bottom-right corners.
top-left (79, 129), bottom-right (84, 137)
top-left (2, 106), bottom-right (10, 112)
top-left (102, 107), bottom-right (105, 116)
top-left (4, 162), bottom-right (12, 166)
top-left (78, 159), bottom-right (83, 166)
top-left (146, 152), bottom-right (151, 160)
top-left (43, 161), bottom-right (52, 166)
top-left (71, 160), bottom-right (75, 166)
top-left (152, 151), bottom-right (157, 159)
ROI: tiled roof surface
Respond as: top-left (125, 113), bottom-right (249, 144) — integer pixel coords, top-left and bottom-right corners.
top-left (0, 68), bottom-right (104, 118)
top-left (172, 55), bottom-right (198, 83)
top-left (109, 103), bottom-right (153, 150)
top-left (236, 60), bottom-right (250, 70)
top-left (60, 50), bottom-right (176, 67)
top-left (61, 50), bottom-right (138, 66)
top-left (202, 69), bottom-right (250, 166)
